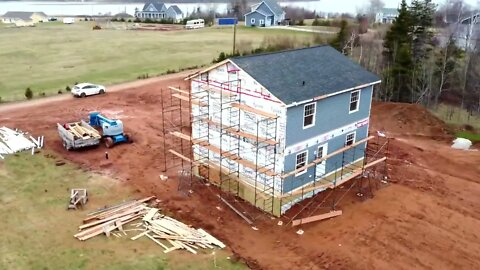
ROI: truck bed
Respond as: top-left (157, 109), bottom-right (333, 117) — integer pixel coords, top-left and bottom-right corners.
top-left (57, 120), bottom-right (101, 150)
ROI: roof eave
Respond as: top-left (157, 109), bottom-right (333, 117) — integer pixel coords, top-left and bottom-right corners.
top-left (285, 80), bottom-right (382, 108)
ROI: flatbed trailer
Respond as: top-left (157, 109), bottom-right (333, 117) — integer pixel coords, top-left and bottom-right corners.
top-left (57, 120), bottom-right (101, 150)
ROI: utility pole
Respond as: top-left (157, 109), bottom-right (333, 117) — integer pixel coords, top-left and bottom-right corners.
top-left (233, 19), bottom-right (237, 54)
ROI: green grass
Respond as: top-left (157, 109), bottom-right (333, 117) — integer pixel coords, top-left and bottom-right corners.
top-left (0, 152), bottom-right (246, 270)
top-left (0, 22), bottom-right (317, 101)
top-left (456, 131), bottom-right (480, 143)
top-left (430, 104), bottom-right (480, 130)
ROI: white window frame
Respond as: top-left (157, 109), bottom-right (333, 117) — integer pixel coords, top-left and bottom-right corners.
top-left (303, 102), bottom-right (316, 129)
top-left (349, 90), bottom-right (360, 114)
top-left (345, 131), bottom-right (356, 146)
top-left (295, 150), bottom-right (308, 177)
top-left (259, 19), bottom-right (264, 25)
top-left (251, 18), bottom-right (255, 24)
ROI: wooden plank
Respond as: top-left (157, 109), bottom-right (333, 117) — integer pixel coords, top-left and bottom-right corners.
top-left (281, 157), bottom-right (387, 198)
top-left (83, 196), bottom-right (154, 222)
top-left (168, 149), bottom-right (196, 164)
top-left (130, 230), bottom-right (150, 240)
top-left (146, 233), bottom-right (169, 250)
top-left (231, 103), bottom-right (277, 119)
top-left (79, 206), bottom-right (144, 230)
top-left (196, 140), bottom-right (276, 177)
top-left (197, 228), bottom-right (226, 248)
top-left (292, 210), bottom-right (343, 227)
top-left (281, 136), bottom-right (374, 179)
top-left (218, 195), bottom-right (253, 225)
top-left (168, 86), bottom-right (190, 96)
top-left (199, 118), bottom-right (277, 145)
top-left (172, 94), bottom-right (206, 106)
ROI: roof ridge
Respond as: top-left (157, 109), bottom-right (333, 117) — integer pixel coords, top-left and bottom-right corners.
top-left (231, 45), bottom-right (330, 60)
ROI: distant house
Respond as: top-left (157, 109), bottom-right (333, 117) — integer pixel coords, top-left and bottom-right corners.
top-left (375, 8), bottom-right (399, 24)
top-left (1, 11), bottom-right (48, 26)
top-left (244, 0), bottom-right (285, 27)
top-left (135, 2), bottom-right (183, 21)
top-left (113, 12), bottom-right (134, 21)
top-left (166, 5), bottom-right (183, 22)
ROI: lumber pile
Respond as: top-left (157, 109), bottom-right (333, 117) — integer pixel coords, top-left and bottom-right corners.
top-left (65, 122), bottom-right (101, 140)
top-left (0, 127), bottom-right (43, 158)
top-left (74, 196), bottom-right (226, 254)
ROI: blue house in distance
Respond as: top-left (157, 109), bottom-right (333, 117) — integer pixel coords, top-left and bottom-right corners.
top-left (244, 0), bottom-right (285, 27)
top-left (186, 45), bottom-right (383, 216)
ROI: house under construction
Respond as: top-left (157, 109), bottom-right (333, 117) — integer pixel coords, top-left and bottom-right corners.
top-left (163, 46), bottom-right (389, 219)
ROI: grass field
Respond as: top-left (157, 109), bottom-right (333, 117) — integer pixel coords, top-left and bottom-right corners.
top-left (430, 104), bottom-right (480, 130)
top-left (0, 152), bottom-right (246, 270)
top-left (0, 22), bottom-right (317, 101)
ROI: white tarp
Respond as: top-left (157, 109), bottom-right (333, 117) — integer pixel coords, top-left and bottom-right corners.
top-left (451, 138), bottom-right (472, 150)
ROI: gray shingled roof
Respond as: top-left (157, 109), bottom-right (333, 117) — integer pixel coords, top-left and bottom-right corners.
top-left (230, 46), bottom-right (381, 105)
top-left (381, 8), bottom-right (399, 15)
top-left (168, 5), bottom-right (182, 15)
top-left (262, 0), bottom-right (284, 16)
top-left (2, 11), bottom-right (34, 20)
top-left (143, 1), bottom-right (166, 12)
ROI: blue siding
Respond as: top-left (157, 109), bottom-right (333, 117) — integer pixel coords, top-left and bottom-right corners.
top-left (282, 126), bottom-right (368, 193)
top-left (245, 11), bottom-right (268, 27)
top-left (281, 86), bottom-right (373, 193)
top-left (285, 86), bottom-right (373, 146)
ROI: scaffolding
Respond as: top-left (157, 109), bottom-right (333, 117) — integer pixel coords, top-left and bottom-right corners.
top-left (161, 72), bottom-right (389, 224)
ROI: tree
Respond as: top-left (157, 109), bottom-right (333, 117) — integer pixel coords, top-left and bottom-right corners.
top-left (383, 0), bottom-right (414, 102)
top-left (330, 20), bottom-right (349, 53)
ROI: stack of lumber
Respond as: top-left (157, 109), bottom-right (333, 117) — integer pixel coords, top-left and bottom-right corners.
top-left (0, 127), bottom-right (43, 158)
top-left (74, 196), bottom-right (226, 254)
top-left (134, 208), bottom-right (226, 254)
top-left (66, 122), bottom-right (100, 140)
top-left (74, 196), bottom-right (154, 241)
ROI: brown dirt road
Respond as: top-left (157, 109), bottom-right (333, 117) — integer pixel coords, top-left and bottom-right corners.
top-left (1, 74), bottom-right (480, 270)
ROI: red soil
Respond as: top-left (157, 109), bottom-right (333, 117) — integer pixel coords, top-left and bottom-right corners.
top-left (1, 74), bottom-right (480, 270)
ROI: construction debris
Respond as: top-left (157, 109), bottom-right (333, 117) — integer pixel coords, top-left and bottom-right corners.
top-left (68, 189), bottom-right (88, 210)
top-left (0, 127), bottom-right (43, 156)
top-left (74, 196), bottom-right (226, 254)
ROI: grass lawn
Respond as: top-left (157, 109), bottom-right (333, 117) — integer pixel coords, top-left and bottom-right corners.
top-left (0, 152), bottom-right (246, 270)
top-left (0, 22), bottom-right (317, 101)
top-left (430, 103), bottom-right (480, 130)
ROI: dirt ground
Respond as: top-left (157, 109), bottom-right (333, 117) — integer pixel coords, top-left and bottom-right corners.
top-left (1, 74), bottom-right (480, 270)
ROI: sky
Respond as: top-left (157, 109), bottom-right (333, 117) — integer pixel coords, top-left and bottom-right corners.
top-left (317, 0), bottom-right (480, 13)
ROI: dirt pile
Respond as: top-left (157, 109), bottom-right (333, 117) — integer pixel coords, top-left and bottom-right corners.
top-left (371, 102), bottom-right (450, 138)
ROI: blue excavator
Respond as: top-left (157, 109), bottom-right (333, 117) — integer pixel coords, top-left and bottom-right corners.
top-left (89, 112), bottom-right (132, 148)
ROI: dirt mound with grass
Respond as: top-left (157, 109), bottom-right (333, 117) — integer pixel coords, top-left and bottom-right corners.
top-left (371, 102), bottom-right (450, 138)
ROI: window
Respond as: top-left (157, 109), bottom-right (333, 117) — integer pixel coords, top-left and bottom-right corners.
top-left (346, 132), bottom-right (356, 146)
top-left (259, 19), bottom-right (264, 26)
top-left (303, 103), bottom-right (316, 128)
top-left (349, 90), bottom-right (360, 113)
top-left (295, 150), bottom-right (308, 176)
top-left (251, 18), bottom-right (255, 24)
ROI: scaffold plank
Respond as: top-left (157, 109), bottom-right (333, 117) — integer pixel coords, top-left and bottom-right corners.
top-left (168, 149), bottom-right (197, 165)
top-left (231, 103), bottom-right (277, 119)
top-left (199, 118), bottom-right (277, 145)
top-left (168, 86), bottom-right (190, 96)
top-left (172, 94), bottom-right (207, 106)
top-left (281, 136), bottom-right (374, 179)
top-left (194, 140), bottom-right (277, 177)
top-left (281, 157), bottom-right (387, 198)
top-left (291, 210), bottom-right (343, 227)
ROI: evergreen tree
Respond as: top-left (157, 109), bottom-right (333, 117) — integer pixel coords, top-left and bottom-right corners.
top-left (383, 0), bottom-right (414, 102)
top-left (330, 20), bottom-right (349, 54)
